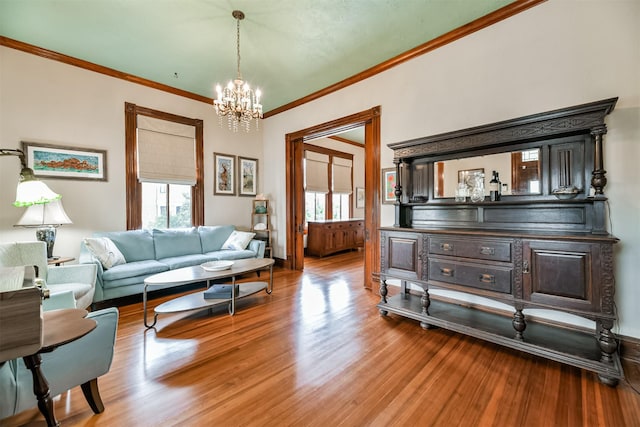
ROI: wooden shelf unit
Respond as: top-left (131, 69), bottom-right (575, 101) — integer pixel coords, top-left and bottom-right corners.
top-left (251, 199), bottom-right (272, 258)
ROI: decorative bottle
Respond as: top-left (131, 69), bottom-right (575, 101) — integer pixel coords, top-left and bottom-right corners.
top-left (489, 170), bottom-right (500, 201)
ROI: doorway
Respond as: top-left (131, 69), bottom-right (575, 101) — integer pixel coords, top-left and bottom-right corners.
top-left (285, 106), bottom-right (381, 290)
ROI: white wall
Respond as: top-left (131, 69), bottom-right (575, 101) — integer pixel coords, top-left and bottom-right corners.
top-left (0, 47), bottom-right (263, 258)
top-left (262, 0), bottom-right (640, 338)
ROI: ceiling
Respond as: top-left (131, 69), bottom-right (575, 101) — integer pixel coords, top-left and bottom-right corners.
top-left (0, 0), bottom-right (515, 115)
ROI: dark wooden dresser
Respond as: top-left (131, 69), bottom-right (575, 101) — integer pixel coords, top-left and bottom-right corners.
top-left (307, 219), bottom-right (364, 257)
top-left (378, 98), bottom-right (623, 385)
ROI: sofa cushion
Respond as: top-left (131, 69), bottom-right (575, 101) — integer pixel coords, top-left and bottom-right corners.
top-left (222, 231), bottom-right (255, 250)
top-left (157, 254), bottom-right (212, 270)
top-left (153, 228), bottom-right (202, 259)
top-left (83, 237), bottom-right (126, 269)
top-left (96, 230), bottom-right (155, 263)
top-left (198, 225), bottom-right (235, 253)
top-left (102, 260), bottom-right (168, 282)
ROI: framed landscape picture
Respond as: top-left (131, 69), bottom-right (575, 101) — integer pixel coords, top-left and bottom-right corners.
top-left (382, 168), bottom-right (396, 204)
top-left (356, 187), bottom-right (365, 208)
top-left (238, 157), bottom-right (258, 197)
top-left (214, 152), bottom-right (235, 195)
top-left (22, 141), bottom-right (107, 181)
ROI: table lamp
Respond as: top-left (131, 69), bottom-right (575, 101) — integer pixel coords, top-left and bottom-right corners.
top-left (15, 199), bottom-right (73, 259)
top-left (1, 148), bottom-right (61, 206)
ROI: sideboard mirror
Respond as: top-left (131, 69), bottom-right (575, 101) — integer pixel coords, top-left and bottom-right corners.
top-left (433, 148), bottom-right (541, 198)
top-left (387, 98), bottom-right (617, 234)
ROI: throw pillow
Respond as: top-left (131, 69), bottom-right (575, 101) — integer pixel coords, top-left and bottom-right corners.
top-left (84, 237), bottom-right (126, 269)
top-left (221, 230), bottom-right (255, 251)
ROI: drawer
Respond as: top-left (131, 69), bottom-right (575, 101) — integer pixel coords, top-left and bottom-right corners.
top-left (429, 237), bottom-right (512, 262)
top-left (428, 259), bottom-right (512, 294)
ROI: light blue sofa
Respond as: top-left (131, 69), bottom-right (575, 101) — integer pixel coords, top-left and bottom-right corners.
top-left (0, 291), bottom-right (119, 421)
top-left (79, 225), bottom-right (265, 303)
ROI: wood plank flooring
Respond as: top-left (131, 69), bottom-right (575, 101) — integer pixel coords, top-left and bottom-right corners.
top-left (4, 250), bottom-right (640, 426)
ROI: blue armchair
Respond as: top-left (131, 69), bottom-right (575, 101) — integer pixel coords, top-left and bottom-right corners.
top-left (0, 290), bottom-right (119, 421)
top-left (0, 241), bottom-right (97, 309)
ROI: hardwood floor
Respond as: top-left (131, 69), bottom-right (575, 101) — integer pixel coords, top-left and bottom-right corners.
top-left (5, 250), bottom-right (640, 426)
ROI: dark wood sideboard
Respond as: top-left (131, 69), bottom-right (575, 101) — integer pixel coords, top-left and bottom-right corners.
top-left (307, 219), bottom-right (364, 257)
top-left (378, 98), bottom-right (623, 385)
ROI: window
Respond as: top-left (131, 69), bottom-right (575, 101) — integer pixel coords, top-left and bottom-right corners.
top-left (125, 103), bottom-right (204, 230)
top-left (142, 182), bottom-right (192, 229)
top-left (303, 145), bottom-right (353, 224)
top-left (332, 193), bottom-right (350, 219)
top-left (305, 192), bottom-right (326, 222)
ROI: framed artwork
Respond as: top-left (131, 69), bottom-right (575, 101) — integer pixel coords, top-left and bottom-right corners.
top-left (382, 168), bottom-right (396, 204)
top-left (22, 141), bottom-right (107, 181)
top-left (238, 157), bottom-right (258, 197)
top-left (356, 187), bottom-right (365, 208)
top-left (458, 168), bottom-right (484, 189)
top-left (214, 153), bottom-right (235, 195)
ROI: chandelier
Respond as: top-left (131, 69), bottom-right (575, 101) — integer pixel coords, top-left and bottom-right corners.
top-left (214, 10), bottom-right (263, 132)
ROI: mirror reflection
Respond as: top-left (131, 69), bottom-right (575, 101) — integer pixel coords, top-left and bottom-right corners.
top-left (434, 149), bottom-right (541, 199)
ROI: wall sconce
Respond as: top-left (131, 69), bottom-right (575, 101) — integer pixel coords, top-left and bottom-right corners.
top-left (0, 148), bottom-right (61, 206)
top-left (15, 199), bottom-right (73, 259)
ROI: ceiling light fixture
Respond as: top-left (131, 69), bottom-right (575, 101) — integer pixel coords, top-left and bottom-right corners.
top-left (213, 10), bottom-right (263, 132)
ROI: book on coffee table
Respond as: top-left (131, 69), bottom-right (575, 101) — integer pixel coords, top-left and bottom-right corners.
top-left (203, 284), bottom-right (239, 299)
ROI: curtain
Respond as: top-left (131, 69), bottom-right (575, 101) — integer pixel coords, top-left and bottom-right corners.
top-left (137, 115), bottom-right (196, 185)
top-left (304, 151), bottom-right (329, 193)
top-left (332, 157), bottom-right (352, 194)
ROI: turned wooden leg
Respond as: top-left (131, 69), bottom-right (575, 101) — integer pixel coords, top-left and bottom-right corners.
top-left (512, 307), bottom-right (526, 341)
top-left (81, 378), bottom-right (105, 414)
top-left (378, 279), bottom-right (388, 315)
top-left (23, 354), bottom-right (59, 427)
top-left (419, 288), bottom-right (434, 329)
top-left (597, 322), bottom-right (620, 388)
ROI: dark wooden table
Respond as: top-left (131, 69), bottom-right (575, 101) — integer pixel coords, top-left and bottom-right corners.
top-left (22, 308), bottom-right (96, 427)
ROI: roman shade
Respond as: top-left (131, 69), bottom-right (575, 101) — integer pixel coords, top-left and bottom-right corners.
top-left (136, 115), bottom-right (197, 185)
top-left (304, 151), bottom-right (329, 193)
top-left (332, 157), bottom-right (352, 194)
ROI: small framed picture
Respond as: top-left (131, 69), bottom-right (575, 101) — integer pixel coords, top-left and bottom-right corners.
top-left (238, 157), bottom-right (258, 197)
top-left (22, 141), bottom-right (107, 181)
top-left (356, 187), bottom-right (365, 208)
top-left (382, 168), bottom-right (396, 204)
top-left (214, 153), bottom-right (235, 195)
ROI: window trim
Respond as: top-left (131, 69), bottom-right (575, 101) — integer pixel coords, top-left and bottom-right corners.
top-left (125, 102), bottom-right (204, 229)
top-left (303, 143), bottom-right (353, 220)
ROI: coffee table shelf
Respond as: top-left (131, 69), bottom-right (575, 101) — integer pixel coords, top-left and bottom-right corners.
top-left (143, 258), bottom-right (274, 328)
top-left (155, 281), bottom-right (267, 314)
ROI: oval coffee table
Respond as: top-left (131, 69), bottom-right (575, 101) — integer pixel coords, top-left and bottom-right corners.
top-left (143, 258), bottom-right (274, 328)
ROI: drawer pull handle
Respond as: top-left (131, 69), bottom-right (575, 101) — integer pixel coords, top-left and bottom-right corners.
top-left (440, 268), bottom-right (454, 277)
top-left (480, 247), bottom-right (495, 255)
top-left (479, 274), bottom-right (495, 284)
top-left (440, 243), bottom-right (454, 252)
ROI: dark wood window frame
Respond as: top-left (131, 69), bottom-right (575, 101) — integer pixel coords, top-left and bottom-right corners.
top-left (125, 102), bottom-right (204, 229)
top-left (303, 143), bottom-right (354, 221)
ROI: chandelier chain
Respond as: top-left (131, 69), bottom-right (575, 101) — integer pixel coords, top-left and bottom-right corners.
top-left (236, 16), bottom-right (242, 80)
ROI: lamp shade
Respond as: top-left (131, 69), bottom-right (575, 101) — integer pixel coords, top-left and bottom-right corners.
top-left (15, 199), bottom-right (72, 227)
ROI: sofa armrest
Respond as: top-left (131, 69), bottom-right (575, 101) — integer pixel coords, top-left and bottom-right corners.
top-left (248, 239), bottom-right (266, 258)
top-left (47, 264), bottom-right (97, 286)
top-left (42, 290), bottom-right (77, 311)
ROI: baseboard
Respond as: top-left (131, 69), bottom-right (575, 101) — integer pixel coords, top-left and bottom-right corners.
top-left (620, 335), bottom-right (640, 364)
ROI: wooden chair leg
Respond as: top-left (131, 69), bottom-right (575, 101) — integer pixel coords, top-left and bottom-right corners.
top-left (80, 378), bottom-right (105, 414)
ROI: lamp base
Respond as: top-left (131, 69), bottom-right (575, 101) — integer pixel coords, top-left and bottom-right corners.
top-left (35, 226), bottom-right (57, 259)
